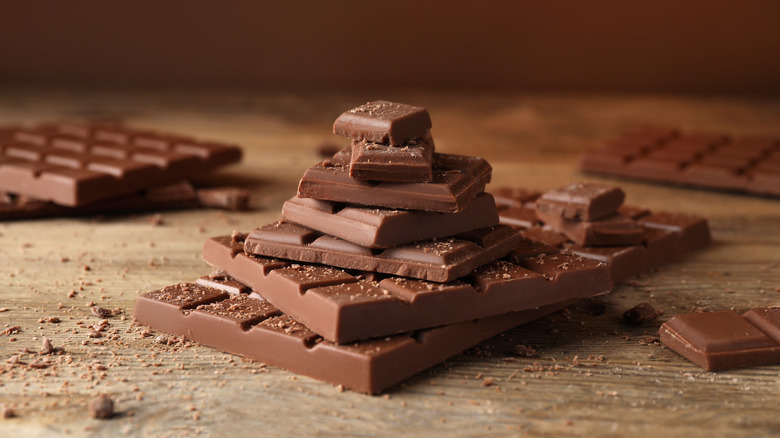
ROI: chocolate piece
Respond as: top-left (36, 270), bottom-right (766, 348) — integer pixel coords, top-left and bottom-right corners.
top-left (535, 211), bottom-right (644, 246)
top-left (535, 182), bottom-right (625, 221)
top-left (0, 122), bottom-right (242, 206)
top-left (202, 234), bottom-right (611, 343)
top-left (333, 101), bottom-right (432, 145)
top-left (623, 302), bottom-right (659, 326)
top-left (195, 187), bottom-right (251, 211)
top-left (281, 192), bottom-right (499, 249)
top-left (581, 128), bottom-right (780, 197)
top-left (349, 132), bottom-right (435, 182)
top-left (297, 151), bottom-right (491, 213)
top-left (134, 278), bottom-right (576, 394)
top-left (491, 187), bottom-right (541, 208)
top-left (659, 308), bottom-right (780, 371)
top-left (243, 223), bottom-right (521, 282)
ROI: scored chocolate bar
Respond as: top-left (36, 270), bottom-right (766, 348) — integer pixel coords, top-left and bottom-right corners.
top-left (134, 276), bottom-right (576, 394)
top-left (243, 222), bottom-right (520, 283)
top-left (333, 101), bottom-right (432, 145)
top-left (281, 192), bottom-right (499, 249)
top-left (297, 150), bottom-right (492, 213)
top-left (0, 122), bottom-right (242, 206)
top-left (203, 233), bottom-right (611, 343)
top-left (659, 308), bottom-right (780, 371)
top-left (580, 126), bottom-right (780, 197)
top-left (349, 132), bottom-right (435, 182)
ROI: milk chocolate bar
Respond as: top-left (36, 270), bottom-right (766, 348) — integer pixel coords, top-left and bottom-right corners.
top-left (297, 151), bottom-right (491, 213)
top-left (0, 122), bottom-right (242, 206)
top-left (349, 132), bottom-right (434, 182)
top-left (281, 192), bottom-right (499, 249)
top-left (243, 223), bottom-right (520, 283)
top-left (580, 127), bottom-right (780, 197)
top-left (203, 233), bottom-right (611, 343)
top-left (535, 182), bottom-right (625, 221)
top-left (659, 308), bottom-right (780, 371)
top-left (134, 277), bottom-right (576, 394)
top-left (534, 211), bottom-right (644, 246)
top-left (333, 101), bottom-right (432, 145)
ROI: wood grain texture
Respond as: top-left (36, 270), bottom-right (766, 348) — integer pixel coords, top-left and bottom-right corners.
top-left (0, 90), bottom-right (779, 437)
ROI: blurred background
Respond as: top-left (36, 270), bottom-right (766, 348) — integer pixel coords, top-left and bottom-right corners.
top-left (1, 0), bottom-right (779, 94)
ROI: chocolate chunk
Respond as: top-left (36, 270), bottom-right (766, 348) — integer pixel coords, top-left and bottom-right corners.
top-left (89, 394), bottom-right (114, 419)
top-left (659, 308), bottom-right (780, 371)
top-left (535, 211), bottom-right (644, 247)
top-left (0, 122), bottom-right (242, 206)
top-left (623, 302), bottom-right (659, 326)
top-left (349, 132), bottom-right (435, 182)
top-left (203, 234), bottom-right (611, 343)
top-left (281, 192), bottom-right (499, 249)
top-left (333, 101), bottom-right (432, 145)
top-left (195, 187), bottom-right (251, 211)
top-left (298, 151), bottom-right (491, 213)
top-left (535, 182), bottom-right (625, 221)
top-left (243, 222), bottom-right (521, 283)
top-left (134, 277), bottom-right (576, 394)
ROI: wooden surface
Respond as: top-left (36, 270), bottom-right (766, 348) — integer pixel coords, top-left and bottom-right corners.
top-left (0, 90), bottom-right (779, 437)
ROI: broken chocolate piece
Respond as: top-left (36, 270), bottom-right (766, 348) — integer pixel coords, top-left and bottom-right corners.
top-left (333, 101), bottom-right (432, 145)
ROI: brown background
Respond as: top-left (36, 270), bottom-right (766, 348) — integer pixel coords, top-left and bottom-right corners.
top-left (1, 1), bottom-right (779, 93)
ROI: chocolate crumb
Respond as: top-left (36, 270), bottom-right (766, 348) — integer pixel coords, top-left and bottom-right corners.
top-left (623, 302), bottom-right (659, 326)
top-left (40, 337), bottom-right (54, 355)
top-left (514, 345), bottom-right (539, 358)
top-left (89, 394), bottom-right (114, 419)
top-left (1, 406), bottom-right (15, 419)
top-left (91, 306), bottom-right (112, 319)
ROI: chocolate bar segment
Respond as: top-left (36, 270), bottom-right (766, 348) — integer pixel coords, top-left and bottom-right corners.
top-left (135, 277), bottom-right (576, 394)
top-left (297, 151), bottom-right (492, 213)
top-left (203, 234), bottom-right (611, 343)
top-left (349, 132), bottom-right (434, 182)
top-left (659, 309), bottom-right (780, 371)
top-left (0, 122), bottom-right (242, 206)
top-left (333, 101), bottom-right (432, 145)
top-left (535, 211), bottom-right (644, 246)
top-left (581, 127), bottom-right (780, 197)
top-left (535, 182), bottom-right (625, 221)
top-left (243, 222), bottom-right (520, 282)
top-left (282, 192), bottom-right (498, 249)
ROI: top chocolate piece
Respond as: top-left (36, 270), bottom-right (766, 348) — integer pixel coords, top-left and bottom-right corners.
top-left (333, 101), bottom-right (432, 145)
top-left (536, 182), bottom-right (625, 221)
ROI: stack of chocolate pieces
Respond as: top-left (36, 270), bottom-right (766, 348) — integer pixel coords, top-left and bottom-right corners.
top-left (0, 121), bottom-right (248, 220)
top-left (134, 102), bottom-right (614, 394)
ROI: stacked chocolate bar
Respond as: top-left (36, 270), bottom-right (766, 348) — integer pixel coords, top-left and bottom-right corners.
top-left (0, 121), bottom-right (248, 219)
top-left (134, 102), bottom-right (614, 393)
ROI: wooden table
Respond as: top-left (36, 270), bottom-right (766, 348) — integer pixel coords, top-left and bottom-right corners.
top-left (1, 90), bottom-right (778, 437)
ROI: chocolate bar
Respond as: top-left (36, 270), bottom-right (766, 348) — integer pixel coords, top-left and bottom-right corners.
top-left (535, 182), bottom-right (625, 221)
top-left (134, 277), bottom-right (576, 394)
top-left (580, 127), bottom-right (780, 197)
top-left (333, 101), bottom-right (432, 145)
top-left (494, 186), bottom-right (711, 284)
top-left (0, 122), bottom-right (242, 206)
top-left (659, 308), bottom-right (780, 371)
top-left (281, 192), bottom-right (499, 249)
top-left (349, 132), bottom-right (434, 182)
top-left (297, 151), bottom-right (492, 213)
top-left (534, 211), bottom-right (644, 246)
top-left (203, 233), bottom-right (611, 343)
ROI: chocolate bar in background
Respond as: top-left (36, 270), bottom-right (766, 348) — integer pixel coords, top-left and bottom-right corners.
top-left (659, 308), bottom-right (780, 371)
top-left (203, 233), bottom-right (611, 343)
top-left (297, 151), bottom-right (492, 213)
top-left (134, 276), bottom-right (577, 394)
top-left (349, 132), bottom-right (435, 183)
top-left (243, 223), bottom-right (520, 283)
top-left (580, 127), bottom-right (780, 197)
top-left (0, 181), bottom-right (250, 221)
top-left (0, 122), bottom-right (242, 206)
top-left (333, 101), bottom-right (432, 145)
top-left (282, 193), bottom-right (499, 249)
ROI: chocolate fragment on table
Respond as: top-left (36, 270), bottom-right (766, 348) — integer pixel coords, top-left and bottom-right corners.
top-left (298, 151), bottom-right (492, 213)
top-left (349, 132), bottom-right (435, 182)
top-left (243, 222), bottom-right (521, 283)
top-left (659, 308), bottom-right (780, 371)
top-left (535, 182), bottom-right (625, 221)
top-left (203, 233), bottom-right (611, 343)
top-left (0, 122), bottom-right (242, 206)
top-left (282, 192), bottom-right (499, 249)
top-left (580, 127), bottom-right (780, 197)
top-left (623, 302), bottom-right (659, 326)
top-left (134, 276), bottom-right (578, 394)
top-left (333, 100), bottom-right (432, 145)
top-left (535, 211), bottom-right (644, 246)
